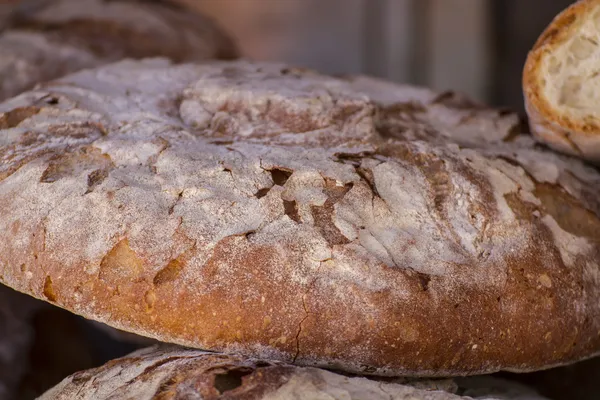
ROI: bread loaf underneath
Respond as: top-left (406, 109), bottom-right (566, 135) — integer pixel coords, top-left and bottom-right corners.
top-left (1, 59), bottom-right (599, 376)
top-left (523, 0), bottom-right (600, 163)
top-left (38, 345), bottom-right (550, 400)
top-left (0, 0), bottom-right (238, 101)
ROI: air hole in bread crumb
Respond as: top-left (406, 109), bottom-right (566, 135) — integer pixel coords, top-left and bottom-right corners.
top-left (43, 276), bottom-right (57, 302)
top-left (569, 35), bottom-right (598, 60)
top-left (270, 168), bottom-right (292, 186)
top-left (213, 368), bottom-right (253, 394)
top-left (548, 56), bottom-right (562, 75)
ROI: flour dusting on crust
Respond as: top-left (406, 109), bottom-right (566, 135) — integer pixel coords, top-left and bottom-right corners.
top-left (0, 60), bottom-right (599, 376)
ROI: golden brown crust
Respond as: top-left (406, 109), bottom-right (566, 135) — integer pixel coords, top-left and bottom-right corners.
top-left (1, 60), bottom-right (600, 377)
top-left (523, 0), bottom-right (600, 161)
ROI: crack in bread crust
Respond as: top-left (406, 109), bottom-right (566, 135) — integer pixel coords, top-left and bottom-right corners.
top-left (0, 60), bottom-right (599, 377)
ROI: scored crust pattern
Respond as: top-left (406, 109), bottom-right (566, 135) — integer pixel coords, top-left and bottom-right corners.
top-left (0, 59), bottom-right (599, 376)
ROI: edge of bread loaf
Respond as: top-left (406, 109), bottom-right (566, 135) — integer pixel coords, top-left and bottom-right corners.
top-left (523, 0), bottom-right (600, 162)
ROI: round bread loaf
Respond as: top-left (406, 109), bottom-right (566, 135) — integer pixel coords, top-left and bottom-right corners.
top-left (1, 59), bottom-right (600, 376)
top-left (523, 0), bottom-right (600, 163)
top-left (0, 0), bottom-right (238, 101)
top-left (38, 345), bottom-right (549, 400)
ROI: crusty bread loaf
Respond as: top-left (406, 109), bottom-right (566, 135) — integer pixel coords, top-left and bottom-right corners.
top-left (0, 0), bottom-right (238, 101)
top-left (38, 345), bottom-right (550, 400)
top-left (1, 59), bottom-right (600, 376)
top-left (523, 0), bottom-right (600, 163)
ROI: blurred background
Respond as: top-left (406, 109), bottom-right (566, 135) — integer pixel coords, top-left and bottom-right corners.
top-left (178, 0), bottom-right (575, 114)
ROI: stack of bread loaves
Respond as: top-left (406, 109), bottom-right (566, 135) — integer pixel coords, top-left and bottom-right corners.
top-left (0, 0), bottom-right (599, 399)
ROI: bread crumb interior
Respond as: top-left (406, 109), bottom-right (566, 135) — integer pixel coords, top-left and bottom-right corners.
top-left (542, 8), bottom-right (600, 117)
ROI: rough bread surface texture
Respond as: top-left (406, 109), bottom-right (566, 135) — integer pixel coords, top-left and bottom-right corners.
top-left (524, 0), bottom-right (600, 163)
top-left (38, 345), bottom-right (550, 400)
top-left (0, 0), bottom-right (238, 101)
top-left (1, 59), bottom-right (600, 376)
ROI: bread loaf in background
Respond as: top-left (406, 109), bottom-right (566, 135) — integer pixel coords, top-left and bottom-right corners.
top-left (0, 0), bottom-right (238, 101)
top-left (1, 59), bottom-right (599, 377)
top-left (38, 345), bottom-right (550, 400)
top-left (524, 0), bottom-right (600, 163)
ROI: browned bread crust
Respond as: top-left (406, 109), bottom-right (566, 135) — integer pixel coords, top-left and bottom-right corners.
top-left (0, 0), bottom-right (238, 101)
top-left (1, 60), bottom-right (600, 376)
top-left (523, 0), bottom-right (600, 162)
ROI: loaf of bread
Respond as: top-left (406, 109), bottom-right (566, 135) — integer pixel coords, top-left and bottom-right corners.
top-left (38, 345), bottom-right (550, 400)
top-left (523, 0), bottom-right (600, 162)
top-left (1, 59), bottom-right (599, 376)
top-left (0, 0), bottom-right (237, 101)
